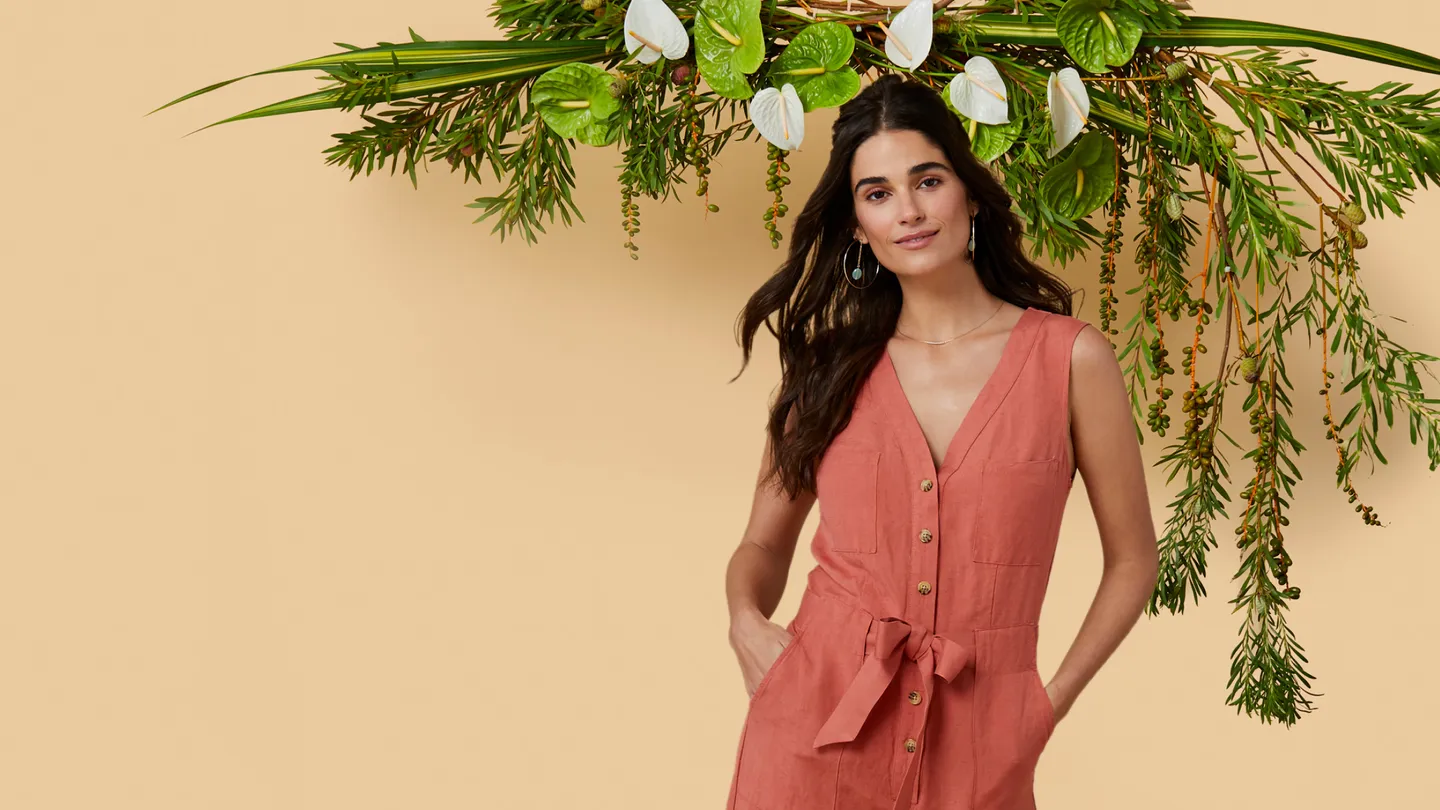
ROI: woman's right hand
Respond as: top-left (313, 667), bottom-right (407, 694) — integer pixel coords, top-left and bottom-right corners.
top-left (728, 609), bottom-right (797, 698)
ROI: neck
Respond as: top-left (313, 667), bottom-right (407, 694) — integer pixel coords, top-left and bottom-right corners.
top-left (892, 259), bottom-right (1000, 341)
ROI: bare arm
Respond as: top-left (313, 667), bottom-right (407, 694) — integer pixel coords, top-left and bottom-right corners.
top-left (725, 409), bottom-right (817, 696)
top-left (1046, 324), bottom-right (1161, 722)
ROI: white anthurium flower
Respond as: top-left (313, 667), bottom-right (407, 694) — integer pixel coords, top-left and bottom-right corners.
top-left (750, 83), bottom-right (805, 151)
top-left (881, 0), bottom-right (934, 71)
top-left (948, 55), bottom-right (1009, 125)
top-left (1046, 67), bottom-right (1090, 158)
top-left (623, 0), bottom-right (689, 65)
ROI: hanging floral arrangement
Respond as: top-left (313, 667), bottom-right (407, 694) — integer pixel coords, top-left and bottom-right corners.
top-left (150, 0), bottom-right (1440, 727)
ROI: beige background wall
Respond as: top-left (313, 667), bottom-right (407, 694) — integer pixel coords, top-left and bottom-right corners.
top-left (2, 1), bottom-right (1436, 807)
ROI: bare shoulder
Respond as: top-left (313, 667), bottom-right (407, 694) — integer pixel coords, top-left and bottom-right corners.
top-left (1066, 322), bottom-right (1128, 426)
top-left (1068, 321), bottom-right (1120, 373)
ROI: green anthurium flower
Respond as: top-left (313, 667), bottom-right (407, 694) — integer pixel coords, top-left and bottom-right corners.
top-left (1056, 0), bottom-right (1145, 74)
top-left (694, 0), bottom-right (765, 99)
top-left (530, 63), bottom-right (621, 146)
top-left (1038, 130), bottom-right (1117, 218)
top-left (965, 116), bottom-right (1024, 163)
top-left (766, 22), bottom-right (861, 110)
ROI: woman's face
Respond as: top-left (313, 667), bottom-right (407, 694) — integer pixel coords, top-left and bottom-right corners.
top-left (848, 128), bottom-right (976, 278)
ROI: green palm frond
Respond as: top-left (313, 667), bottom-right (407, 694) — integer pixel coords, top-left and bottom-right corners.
top-left (147, 38), bottom-right (616, 135)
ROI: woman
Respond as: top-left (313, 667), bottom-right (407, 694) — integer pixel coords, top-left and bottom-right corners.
top-left (724, 74), bottom-right (1159, 810)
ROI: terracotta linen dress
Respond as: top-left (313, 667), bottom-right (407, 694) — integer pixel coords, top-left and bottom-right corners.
top-left (726, 306), bottom-right (1089, 810)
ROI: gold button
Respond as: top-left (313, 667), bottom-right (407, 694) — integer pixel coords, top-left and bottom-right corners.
top-left (904, 737), bottom-right (917, 753)
top-left (920, 478), bottom-right (933, 492)
top-left (908, 690), bottom-right (922, 705)
top-left (917, 581), bottom-right (932, 595)
top-left (919, 528), bottom-right (932, 543)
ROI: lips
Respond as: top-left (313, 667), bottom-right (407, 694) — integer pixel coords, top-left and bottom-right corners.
top-left (896, 229), bottom-right (938, 247)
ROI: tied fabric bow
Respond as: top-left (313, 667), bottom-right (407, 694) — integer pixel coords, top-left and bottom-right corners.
top-left (812, 617), bottom-right (974, 809)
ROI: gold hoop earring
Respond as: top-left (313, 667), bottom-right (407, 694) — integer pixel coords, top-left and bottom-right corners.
top-left (842, 239), bottom-right (882, 290)
top-left (968, 217), bottom-right (976, 257)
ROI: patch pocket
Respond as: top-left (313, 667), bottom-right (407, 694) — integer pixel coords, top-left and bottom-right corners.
top-left (816, 441), bottom-right (880, 554)
top-left (972, 457), bottom-right (1065, 565)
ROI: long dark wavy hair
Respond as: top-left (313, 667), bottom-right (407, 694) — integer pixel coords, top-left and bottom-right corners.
top-left (732, 74), bottom-right (1076, 500)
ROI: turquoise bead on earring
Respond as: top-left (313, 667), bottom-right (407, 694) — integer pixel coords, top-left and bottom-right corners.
top-left (851, 267), bottom-right (863, 280)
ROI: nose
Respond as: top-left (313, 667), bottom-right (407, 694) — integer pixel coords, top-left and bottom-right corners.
top-left (894, 188), bottom-right (925, 225)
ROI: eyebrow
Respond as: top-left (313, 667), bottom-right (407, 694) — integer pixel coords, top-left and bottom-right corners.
top-left (853, 161), bottom-right (951, 194)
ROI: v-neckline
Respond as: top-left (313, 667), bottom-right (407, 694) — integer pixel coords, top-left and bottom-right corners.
top-left (879, 306), bottom-right (1041, 478)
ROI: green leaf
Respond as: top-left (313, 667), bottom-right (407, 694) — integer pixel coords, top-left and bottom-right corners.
top-left (943, 90), bottom-right (1023, 162)
top-left (1038, 130), bottom-right (1117, 218)
top-left (531, 63), bottom-right (620, 146)
top-left (694, 0), bottom-right (765, 100)
top-left (1055, 0), bottom-right (1144, 74)
top-left (766, 22), bottom-right (860, 110)
top-left (968, 118), bottom-right (1023, 163)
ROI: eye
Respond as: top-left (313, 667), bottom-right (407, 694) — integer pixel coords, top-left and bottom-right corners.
top-left (919, 176), bottom-right (941, 189)
top-left (864, 189), bottom-right (889, 202)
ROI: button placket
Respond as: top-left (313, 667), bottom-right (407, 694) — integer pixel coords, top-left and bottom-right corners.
top-left (907, 466), bottom-right (943, 805)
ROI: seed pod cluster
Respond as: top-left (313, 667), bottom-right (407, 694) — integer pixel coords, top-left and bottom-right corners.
top-left (1181, 308), bottom-right (1209, 359)
top-left (1319, 383), bottom-right (1382, 526)
top-left (1144, 292), bottom-right (1175, 436)
top-left (1272, 537), bottom-right (1293, 588)
top-left (678, 64), bottom-right (717, 213)
top-left (1180, 384), bottom-right (1214, 465)
top-left (621, 176), bottom-right (640, 260)
top-left (1097, 149), bottom-right (1129, 338)
top-left (763, 143), bottom-right (791, 248)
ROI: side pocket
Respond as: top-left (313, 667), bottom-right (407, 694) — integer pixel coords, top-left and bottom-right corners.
top-left (971, 668), bottom-right (1049, 810)
top-left (971, 458), bottom-right (1065, 565)
top-left (1030, 668), bottom-right (1056, 741)
top-left (815, 442), bottom-right (881, 554)
top-left (734, 603), bottom-right (856, 810)
top-left (749, 623), bottom-right (807, 705)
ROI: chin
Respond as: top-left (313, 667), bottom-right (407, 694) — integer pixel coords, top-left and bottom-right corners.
top-left (881, 246), bottom-right (965, 277)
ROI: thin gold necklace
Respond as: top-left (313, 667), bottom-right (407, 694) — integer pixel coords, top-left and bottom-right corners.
top-left (894, 300), bottom-right (1005, 345)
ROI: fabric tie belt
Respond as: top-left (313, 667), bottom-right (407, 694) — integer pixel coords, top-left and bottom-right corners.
top-left (812, 616), bottom-right (974, 810)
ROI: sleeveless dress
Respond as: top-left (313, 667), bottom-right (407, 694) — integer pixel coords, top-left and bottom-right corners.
top-left (726, 306), bottom-right (1089, 810)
